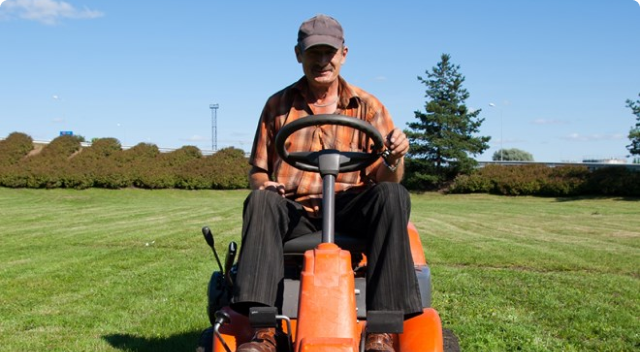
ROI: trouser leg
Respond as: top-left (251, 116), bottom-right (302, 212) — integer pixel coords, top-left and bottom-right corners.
top-left (335, 182), bottom-right (423, 318)
top-left (231, 190), bottom-right (315, 314)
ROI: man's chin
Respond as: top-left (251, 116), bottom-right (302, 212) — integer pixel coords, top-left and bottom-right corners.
top-left (312, 75), bottom-right (336, 85)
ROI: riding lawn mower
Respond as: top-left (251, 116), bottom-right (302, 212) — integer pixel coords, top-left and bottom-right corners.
top-left (197, 115), bottom-right (445, 352)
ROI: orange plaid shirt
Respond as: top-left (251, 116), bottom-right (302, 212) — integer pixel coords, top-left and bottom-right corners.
top-left (249, 76), bottom-right (395, 217)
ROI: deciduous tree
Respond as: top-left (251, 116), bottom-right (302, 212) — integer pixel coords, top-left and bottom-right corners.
top-left (492, 148), bottom-right (534, 161)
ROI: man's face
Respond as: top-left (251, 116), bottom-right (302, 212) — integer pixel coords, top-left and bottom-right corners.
top-left (296, 45), bottom-right (348, 88)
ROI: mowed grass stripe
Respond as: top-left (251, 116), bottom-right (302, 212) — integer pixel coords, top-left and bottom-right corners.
top-left (0, 188), bottom-right (638, 351)
top-left (412, 194), bottom-right (639, 278)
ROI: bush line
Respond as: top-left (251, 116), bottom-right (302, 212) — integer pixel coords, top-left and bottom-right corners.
top-left (2, 132), bottom-right (638, 195)
top-left (449, 164), bottom-right (640, 197)
top-left (0, 132), bottom-right (249, 190)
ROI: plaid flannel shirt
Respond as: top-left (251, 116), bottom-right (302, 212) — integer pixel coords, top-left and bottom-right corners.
top-left (249, 76), bottom-right (395, 217)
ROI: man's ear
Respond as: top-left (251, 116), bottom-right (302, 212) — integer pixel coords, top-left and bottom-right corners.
top-left (295, 45), bottom-right (302, 63)
top-left (341, 46), bottom-right (348, 64)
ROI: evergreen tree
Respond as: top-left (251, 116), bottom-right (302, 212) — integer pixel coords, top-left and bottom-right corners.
top-left (626, 93), bottom-right (640, 157)
top-left (405, 54), bottom-right (490, 187)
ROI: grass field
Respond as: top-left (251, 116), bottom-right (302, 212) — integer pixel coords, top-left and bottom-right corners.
top-left (0, 188), bottom-right (638, 351)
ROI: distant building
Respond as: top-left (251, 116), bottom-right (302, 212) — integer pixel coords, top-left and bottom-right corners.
top-left (477, 159), bottom-right (640, 171)
top-left (582, 158), bottom-right (626, 165)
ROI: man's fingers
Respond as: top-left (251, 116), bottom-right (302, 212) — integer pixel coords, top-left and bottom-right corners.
top-left (385, 129), bottom-right (409, 157)
top-left (261, 182), bottom-right (286, 197)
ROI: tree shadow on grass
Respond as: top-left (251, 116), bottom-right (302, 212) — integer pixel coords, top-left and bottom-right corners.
top-left (103, 330), bottom-right (203, 352)
top-left (553, 195), bottom-right (640, 202)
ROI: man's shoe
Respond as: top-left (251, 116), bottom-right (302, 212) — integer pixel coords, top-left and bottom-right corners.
top-left (365, 332), bottom-right (395, 352)
top-left (236, 327), bottom-right (277, 352)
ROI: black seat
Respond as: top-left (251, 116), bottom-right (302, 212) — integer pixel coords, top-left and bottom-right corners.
top-left (283, 231), bottom-right (366, 255)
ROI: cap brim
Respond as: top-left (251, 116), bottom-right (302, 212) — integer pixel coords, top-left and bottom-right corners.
top-left (299, 35), bottom-right (342, 51)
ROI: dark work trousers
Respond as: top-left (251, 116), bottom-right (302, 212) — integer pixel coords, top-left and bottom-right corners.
top-left (231, 182), bottom-right (423, 319)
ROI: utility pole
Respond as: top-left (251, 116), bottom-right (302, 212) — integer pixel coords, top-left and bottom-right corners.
top-left (209, 104), bottom-right (219, 152)
top-left (489, 103), bottom-right (504, 161)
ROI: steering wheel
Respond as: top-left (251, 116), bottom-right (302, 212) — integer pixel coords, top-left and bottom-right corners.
top-left (274, 114), bottom-right (386, 173)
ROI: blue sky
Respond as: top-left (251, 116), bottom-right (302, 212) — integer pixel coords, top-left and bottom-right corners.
top-left (1, 0), bottom-right (639, 162)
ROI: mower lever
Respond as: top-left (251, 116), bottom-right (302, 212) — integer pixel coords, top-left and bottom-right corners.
top-left (224, 241), bottom-right (237, 287)
top-left (213, 310), bottom-right (232, 352)
top-left (202, 226), bottom-right (224, 274)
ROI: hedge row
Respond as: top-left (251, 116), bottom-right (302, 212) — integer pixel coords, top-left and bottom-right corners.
top-left (0, 132), bottom-right (249, 190)
top-left (3, 132), bottom-right (638, 196)
top-left (450, 164), bottom-right (640, 197)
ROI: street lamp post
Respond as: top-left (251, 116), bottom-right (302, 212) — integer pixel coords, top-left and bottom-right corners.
top-left (53, 94), bottom-right (67, 134)
top-left (489, 103), bottom-right (503, 161)
top-left (209, 104), bottom-right (219, 152)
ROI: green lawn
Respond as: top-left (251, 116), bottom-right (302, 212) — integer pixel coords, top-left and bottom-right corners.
top-left (0, 188), bottom-right (638, 351)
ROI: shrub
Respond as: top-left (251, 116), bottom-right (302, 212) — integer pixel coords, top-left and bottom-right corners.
top-left (0, 132), bottom-right (34, 166)
top-left (134, 164), bottom-right (177, 189)
top-left (39, 135), bottom-right (82, 159)
top-left (402, 158), bottom-right (443, 191)
top-left (539, 166), bottom-right (590, 196)
top-left (449, 173), bottom-right (491, 193)
top-left (209, 148), bottom-right (250, 189)
top-left (161, 146), bottom-right (202, 167)
top-left (482, 164), bottom-right (550, 196)
top-left (89, 138), bottom-right (122, 158)
top-left (176, 147), bottom-right (249, 190)
top-left (92, 160), bottom-right (134, 189)
top-left (0, 164), bottom-right (29, 188)
top-left (585, 167), bottom-right (640, 197)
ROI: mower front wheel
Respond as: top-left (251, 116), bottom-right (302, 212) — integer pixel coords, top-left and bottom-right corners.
top-left (196, 327), bottom-right (213, 352)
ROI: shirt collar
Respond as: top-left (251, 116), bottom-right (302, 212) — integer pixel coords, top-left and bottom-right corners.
top-left (292, 76), bottom-right (360, 109)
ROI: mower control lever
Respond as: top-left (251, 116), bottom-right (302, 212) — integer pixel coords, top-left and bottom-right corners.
top-left (213, 310), bottom-right (232, 352)
top-left (214, 310), bottom-right (231, 326)
top-left (202, 226), bottom-right (224, 274)
top-left (224, 241), bottom-right (237, 287)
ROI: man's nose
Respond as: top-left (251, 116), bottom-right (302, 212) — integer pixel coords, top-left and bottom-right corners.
top-left (318, 53), bottom-right (332, 65)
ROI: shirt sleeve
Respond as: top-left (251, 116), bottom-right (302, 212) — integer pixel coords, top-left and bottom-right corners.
top-left (249, 103), bottom-right (274, 175)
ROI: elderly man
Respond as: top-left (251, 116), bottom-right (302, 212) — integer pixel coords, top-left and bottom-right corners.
top-left (232, 14), bottom-right (422, 352)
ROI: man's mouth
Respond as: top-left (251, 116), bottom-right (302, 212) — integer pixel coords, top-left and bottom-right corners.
top-left (313, 66), bottom-right (332, 75)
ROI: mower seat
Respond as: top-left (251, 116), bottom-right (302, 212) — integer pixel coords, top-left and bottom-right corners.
top-left (282, 231), bottom-right (366, 255)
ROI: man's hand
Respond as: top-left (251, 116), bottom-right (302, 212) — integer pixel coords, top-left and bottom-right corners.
top-left (384, 128), bottom-right (409, 164)
top-left (259, 181), bottom-right (286, 197)
top-left (249, 166), bottom-right (285, 197)
top-left (375, 128), bottom-right (408, 183)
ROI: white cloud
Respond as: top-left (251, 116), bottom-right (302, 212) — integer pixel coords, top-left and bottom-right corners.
top-left (2, 0), bottom-right (103, 25)
top-left (562, 133), bottom-right (625, 142)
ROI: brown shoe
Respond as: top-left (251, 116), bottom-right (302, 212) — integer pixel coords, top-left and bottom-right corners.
top-left (236, 327), bottom-right (277, 352)
top-left (365, 332), bottom-right (395, 352)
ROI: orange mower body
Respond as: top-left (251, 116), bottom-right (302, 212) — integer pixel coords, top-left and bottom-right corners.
top-left (207, 223), bottom-right (443, 352)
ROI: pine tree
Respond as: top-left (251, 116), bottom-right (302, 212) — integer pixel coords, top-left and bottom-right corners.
top-left (405, 54), bottom-right (490, 187)
top-left (626, 93), bottom-right (640, 157)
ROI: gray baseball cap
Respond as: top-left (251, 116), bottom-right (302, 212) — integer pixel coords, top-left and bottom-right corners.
top-left (297, 14), bottom-right (344, 51)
